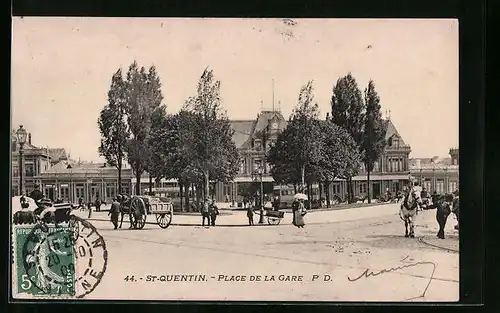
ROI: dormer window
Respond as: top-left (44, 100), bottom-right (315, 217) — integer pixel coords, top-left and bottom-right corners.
top-left (393, 138), bottom-right (399, 148)
top-left (254, 139), bottom-right (262, 151)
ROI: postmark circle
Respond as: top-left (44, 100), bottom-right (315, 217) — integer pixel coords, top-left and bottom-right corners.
top-left (22, 216), bottom-right (108, 298)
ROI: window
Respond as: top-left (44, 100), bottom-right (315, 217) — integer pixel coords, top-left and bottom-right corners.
top-left (359, 183), bottom-right (367, 194)
top-left (449, 181), bottom-right (458, 193)
top-left (25, 163), bottom-right (35, 177)
top-left (254, 139), bottom-right (262, 151)
top-left (373, 161), bottom-right (379, 172)
top-left (12, 165), bottom-right (19, 177)
top-left (76, 185), bottom-right (84, 199)
top-left (240, 159), bottom-right (246, 174)
top-left (106, 186), bottom-right (116, 199)
top-left (253, 159), bottom-right (262, 171)
top-left (436, 179), bottom-right (444, 194)
top-left (393, 138), bottom-right (399, 148)
top-left (423, 179), bottom-right (432, 192)
top-left (60, 187), bottom-right (69, 201)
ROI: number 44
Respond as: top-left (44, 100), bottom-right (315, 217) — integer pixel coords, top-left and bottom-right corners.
top-left (124, 275), bottom-right (136, 282)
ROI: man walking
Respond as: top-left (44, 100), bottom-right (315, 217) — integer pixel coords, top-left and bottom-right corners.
top-left (246, 206), bottom-right (254, 226)
top-left (29, 184), bottom-right (44, 204)
top-left (210, 199), bottom-right (219, 226)
top-left (87, 200), bottom-right (93, 219)
top-left (95, 196), bottom-right (102, 212)
top-left (108, 197), bottom-right (121, 229)
top-left (201, 197), bottom-right (211, 227)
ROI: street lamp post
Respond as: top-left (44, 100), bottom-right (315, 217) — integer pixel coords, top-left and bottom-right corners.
top-left (252, 167), bottom-right (265, 224)
top-left (16, 125), bottom-right (28, 196)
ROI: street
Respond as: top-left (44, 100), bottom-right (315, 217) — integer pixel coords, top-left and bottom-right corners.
top-left (74, 204), bottom-right (459, 301)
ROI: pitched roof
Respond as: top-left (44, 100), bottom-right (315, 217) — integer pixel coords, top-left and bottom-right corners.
top-left (48, 148), bottom-right (67, 161)
top-left (229, 110), bottom-right (288, 149)
top-left (230, 120), bottom-right (255, 149)
top-left (383, 119), bottom-right (408, 146)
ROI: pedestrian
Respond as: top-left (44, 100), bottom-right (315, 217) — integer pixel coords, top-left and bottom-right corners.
top-left (273, 196), bottom-right (280, 211)
top-left (246, 206), bottom-right (254, 226)
top-left (87, 201), bottom-right (93, 219)
top-left (210, 199), bottom-right (219, 226)
top-left (108, 197), bottom-right (121, 229)
top-left (292, 198), bottom-right (306, 228)
top-left (29, 184), bottom-right (44, 204)
top-left (201, 197), bottom-right (211, 226)
top-left (95, 196), bottom-right (101, 212)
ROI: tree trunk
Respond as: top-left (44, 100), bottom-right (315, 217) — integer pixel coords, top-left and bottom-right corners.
top-left (319, 182), bottom-right (323, 208)
top-left (306, 182), bottom-right (311, 209)
top-left (149, 174), bottom-right (153, 195)
top-left (346, 177), bottom-right (352, 203)
top-left (301, 165), bottom-right (305, 190)
top-left (293, 184), bottom-right (297, 194)
top-left (204, 172), bottom-right (210, 200)
top-left (179, 183), bottom-right (184, 212)
top-left (184, 183), bottom-right (190, 212)
top-left (117, 161), bottom-right (122, 194)
top-left (325, 181), bottom-right (331, 208)
top-left (367, 167), bottom-right (371, 204)
top-left (135, 172), bottom-right (141, 195)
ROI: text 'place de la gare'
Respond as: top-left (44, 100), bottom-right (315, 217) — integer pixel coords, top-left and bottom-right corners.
top-left (11, 106), bottom-right (459, 206)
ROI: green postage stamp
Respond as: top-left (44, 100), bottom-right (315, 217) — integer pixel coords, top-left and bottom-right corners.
top-left (12, 216), bottom-right (108, 299)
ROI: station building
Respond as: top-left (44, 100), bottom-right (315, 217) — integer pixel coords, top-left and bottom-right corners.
top-left (409, 148), bottom-right (459, 194)
top-left (12, 110), bottom-right (458, 205)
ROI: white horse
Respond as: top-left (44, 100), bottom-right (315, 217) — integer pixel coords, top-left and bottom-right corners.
top-left (399, 190), bottom-right (419, 238)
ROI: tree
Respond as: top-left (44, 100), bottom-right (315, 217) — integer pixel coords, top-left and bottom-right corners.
top-left (330, 73), bottom-right (366, 203)
top-left (267, 80), bottom-right (323, 202)
top-left (182, 67), bottom-right (240, 199)
top-left (124, 62), bottom-right (164, 195)
top-left (98, 69), bottom-right (129, 194)
top-left (316, 121), bottom-right (362, 207)
top-left (362, 80), bottom-right (387, 203)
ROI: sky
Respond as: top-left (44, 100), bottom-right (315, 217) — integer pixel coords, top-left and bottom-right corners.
top-left (11, 18), bottom-right (458, 162)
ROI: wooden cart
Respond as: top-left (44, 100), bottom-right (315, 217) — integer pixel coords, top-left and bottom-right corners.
top-left (265, 209), bottom-right (285, 225)
top-left (125, 196), bottom-right (174, 229)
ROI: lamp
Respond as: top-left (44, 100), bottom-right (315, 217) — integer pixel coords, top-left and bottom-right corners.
top-left (16, 125), bottom-right (28, 145)
top-left (16, 125), bottom-right (28, 196)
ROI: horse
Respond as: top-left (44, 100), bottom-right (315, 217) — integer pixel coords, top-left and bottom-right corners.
top-left (452, 196), bottom-right (459, 230)
top-left (399, 189), bottom-right (419, 238)
top-left (118, 196), bottom-right (135, 229)
top-left (118, 196), bottom-right (144, 229)
top-left (435, 194), bottom-right (454, 239)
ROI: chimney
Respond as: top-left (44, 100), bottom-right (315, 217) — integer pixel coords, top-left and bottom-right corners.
top-left (28, 133), bottom-right (31, 145)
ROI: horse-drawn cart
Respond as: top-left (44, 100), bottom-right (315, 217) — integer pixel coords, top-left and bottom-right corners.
top-left (120, 196), bottom-right (173, 229)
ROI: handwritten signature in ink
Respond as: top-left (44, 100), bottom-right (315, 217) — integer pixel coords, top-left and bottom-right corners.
top-left (347, 255), bottom-right (437, 300)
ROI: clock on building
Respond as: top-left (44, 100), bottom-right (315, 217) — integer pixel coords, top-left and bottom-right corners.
top-left (271, 122), bottom-right (278, 129)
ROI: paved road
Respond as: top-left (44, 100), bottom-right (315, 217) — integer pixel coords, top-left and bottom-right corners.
top-left (75, 204), bottom-right (459, 302)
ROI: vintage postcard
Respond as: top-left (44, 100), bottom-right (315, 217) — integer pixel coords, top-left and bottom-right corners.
top-left (10, 17), bottom-right (459, 302)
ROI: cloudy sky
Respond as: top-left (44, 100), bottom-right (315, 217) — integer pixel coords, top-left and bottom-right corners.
top-left (11, 18), bottom-right (458, 162)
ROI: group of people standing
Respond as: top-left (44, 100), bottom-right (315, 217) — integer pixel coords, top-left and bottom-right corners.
top-left (201, 197), bottom-right (220, 227)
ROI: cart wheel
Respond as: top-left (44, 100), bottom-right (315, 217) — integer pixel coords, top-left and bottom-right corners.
top-left (156, 212), bottom-right (172, 229)
top-left (131, 197), bottom-right (147, 229)
top-left (268, 216), bottom-right (280, 225)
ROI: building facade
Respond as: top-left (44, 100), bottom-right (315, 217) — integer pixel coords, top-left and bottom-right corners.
top-left (211, 109), bottom-right (413, 203)
top-left (409, 148), bottom-right (459, 195)
top-left (11, 131), bottom-right (61, 196)
top-left (15, 111), bottom-right (455, 205)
